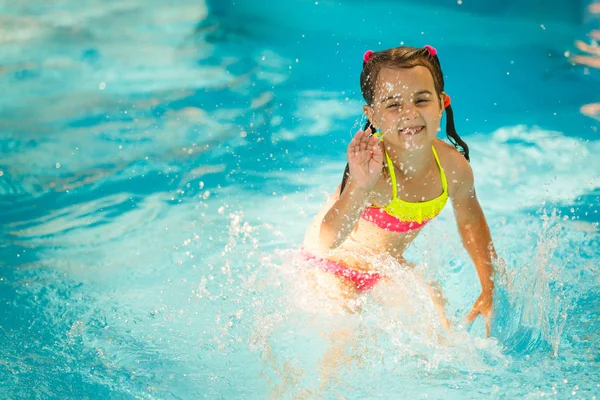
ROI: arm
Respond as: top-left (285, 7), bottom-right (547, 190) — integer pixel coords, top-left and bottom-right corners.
top-left (319, 128), bottom-right (383, 250)
top-left (450, 162), bottom-right (497, 334)
top-left (319, 179), bottom-right (370, 249)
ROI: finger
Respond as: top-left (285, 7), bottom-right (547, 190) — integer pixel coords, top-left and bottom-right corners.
top-left (575, 40), bottom-right (600, 55)
top-left (359, 131), bottom-right (370, 151)
top-left (367, 133), bottom-right (379, 142)
top-left (362, 126), bottom-right (373, 140)
top-left (354, 130), bottom-right (368, 153)
top-left (365, 138), bottom-right (375, 152)
top-left (373, 138), bottom-right (383, 154)
top-left (366, 139), bottom-right (380, 158)
top-left (485, 317), bottom-right (491, 338)
top-left (371, 146), bottom-right (384, 165)
top-left (348, 131), bottom-right (363, 153)
top-left (347, 143), bottom-right (356, 157)
top-left (354, 129), bottom-right (364, 141)
top-left (367, 136), bottom-right (380, 148)
top-left (465, 307), bottom-right (480, 325)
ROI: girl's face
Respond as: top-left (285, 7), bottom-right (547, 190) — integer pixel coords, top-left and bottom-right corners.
top-left (363, 66), bottom-right (445, 151)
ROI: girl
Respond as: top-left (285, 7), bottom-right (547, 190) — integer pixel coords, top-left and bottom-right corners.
top-left (302, 45), bottom-right (498, 336)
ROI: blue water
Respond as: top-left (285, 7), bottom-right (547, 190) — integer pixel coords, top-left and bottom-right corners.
top-left (1, 0), bottom-right (599, 398)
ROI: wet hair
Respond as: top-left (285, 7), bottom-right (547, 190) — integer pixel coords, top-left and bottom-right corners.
top-left (340, 46), bottom-right (469, 194)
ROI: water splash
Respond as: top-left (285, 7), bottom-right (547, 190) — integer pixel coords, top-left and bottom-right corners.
top-left (491, 207), bottom-right (584, 357)
top-left (247, 244), bottom-right (511, 397)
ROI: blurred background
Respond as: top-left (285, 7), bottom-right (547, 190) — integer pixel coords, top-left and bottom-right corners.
top-left (1, 0), bottom-right (599, 398)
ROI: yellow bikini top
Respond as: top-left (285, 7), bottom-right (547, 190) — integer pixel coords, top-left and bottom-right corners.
top-left (376, 144), bottom-right (449, 224)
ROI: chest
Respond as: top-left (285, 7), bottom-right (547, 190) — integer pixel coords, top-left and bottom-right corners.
top-left (369, 164), bottom-right (445, 207)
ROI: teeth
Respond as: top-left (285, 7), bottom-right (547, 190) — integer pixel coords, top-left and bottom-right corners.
top-left (401, 127), bottom-right (421, 134)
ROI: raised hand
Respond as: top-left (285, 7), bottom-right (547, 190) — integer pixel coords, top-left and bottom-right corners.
top-left (346, 127), bottom-right (383, 191)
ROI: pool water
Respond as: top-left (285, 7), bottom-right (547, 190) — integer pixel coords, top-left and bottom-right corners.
top-left (1, 0), bottom-right (599, 398)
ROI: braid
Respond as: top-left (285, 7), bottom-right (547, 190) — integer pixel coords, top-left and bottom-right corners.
top-left (423, 47), bottom-right (470, 161)
top-left (339, 164), bottom-right (351, 195)
top-left (444, 104), bottom-right (470, 161)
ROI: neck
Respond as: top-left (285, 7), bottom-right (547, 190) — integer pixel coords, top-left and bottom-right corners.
top-left (385, 144), bottom-right (434, 179)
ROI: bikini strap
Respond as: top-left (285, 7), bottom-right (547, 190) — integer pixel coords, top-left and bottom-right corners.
top-left (383, 147), bottom-right (398, 199)
top-left (385, 144), bottom-right (446, 199)
top-left (431, 146), bottom-right (448, 193)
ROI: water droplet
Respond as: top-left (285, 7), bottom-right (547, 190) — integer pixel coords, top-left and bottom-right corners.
top-left (55, 163), bottom-right (61, 168)
top-left (99, 82), bottom-right (106, 90)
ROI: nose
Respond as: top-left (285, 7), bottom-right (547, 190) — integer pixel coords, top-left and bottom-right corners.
top-left (400, 104), bottom-right (418, 121)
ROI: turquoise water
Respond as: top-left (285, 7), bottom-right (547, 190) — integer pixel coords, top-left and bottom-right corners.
top-left (1, 0), bottom-right (599, 398)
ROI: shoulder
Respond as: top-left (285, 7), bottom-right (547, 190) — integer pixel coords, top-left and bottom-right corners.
top-left (433, 139), bottom-right (474, 198)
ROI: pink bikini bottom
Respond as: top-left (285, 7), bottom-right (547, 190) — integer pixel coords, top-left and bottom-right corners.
top-left (302, 251), bottom-right (383, 292)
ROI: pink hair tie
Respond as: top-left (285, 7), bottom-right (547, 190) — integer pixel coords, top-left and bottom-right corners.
top-left (363, 50), bottom-right (374, 63)
top-left (424, 45), bottom-right (437, 57)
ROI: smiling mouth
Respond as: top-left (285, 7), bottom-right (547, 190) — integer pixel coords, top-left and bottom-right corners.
top-left (399, 126), bottom-right (424, 135)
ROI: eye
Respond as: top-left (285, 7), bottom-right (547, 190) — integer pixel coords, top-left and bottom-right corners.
top-left (415, 99), bottom-right (430, 104)
top-left (386, 103), bottom-right (400, 109)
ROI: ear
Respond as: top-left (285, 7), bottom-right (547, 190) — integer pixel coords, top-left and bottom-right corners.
top-left (439, 92), bottom-right (446, 116)
top-left (363, 104), bottom-right (377, 129)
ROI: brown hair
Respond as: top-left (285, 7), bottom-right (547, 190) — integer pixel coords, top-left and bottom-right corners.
top-left (340, 46), bottom-right (469, 193)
